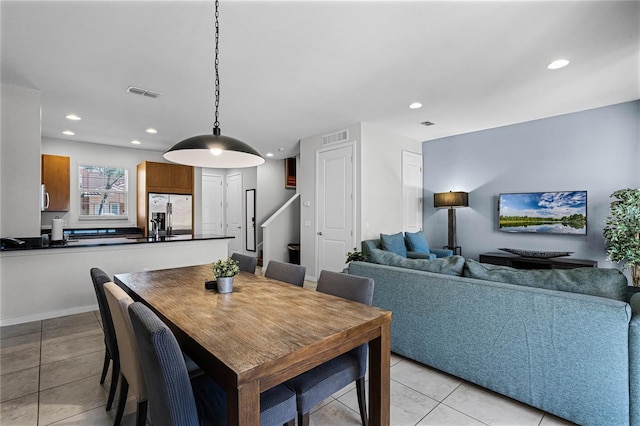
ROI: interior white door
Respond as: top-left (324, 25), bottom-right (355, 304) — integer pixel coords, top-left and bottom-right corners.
top-left (226, 172), bottom-right (243, 255)
top-left (402, 151), bottom-right (423, 233)
top-left (317, 143), bottom-right (354, 273)
top-left (202, 173), bottom-right (224, 235)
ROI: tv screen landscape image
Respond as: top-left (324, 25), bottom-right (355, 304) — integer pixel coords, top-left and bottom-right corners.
top-left (499, 191), bottom-right (587, 235)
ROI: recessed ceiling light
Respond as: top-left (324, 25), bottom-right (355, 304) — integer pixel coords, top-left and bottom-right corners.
top-left (62, 130), bottom-right (75, 136)
top-left (409, 102), bottom-right (423, 109)
top-left (547, 59), bottom-right (570, 70)
top-left (65, 114), bottom-right (81, 121)
top-left (266, 153), bottom-right (274, 157)
top-left (146, 128), bottom-right (157, 134)
top-left (131, 140), bottom-right (142, 145)
top-left (278, 147), bottom-right (285, 151)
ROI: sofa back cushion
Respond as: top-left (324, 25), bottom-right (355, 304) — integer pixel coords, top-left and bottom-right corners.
top-left (380, 232), bottom-right (407, 257)
top-left (369, 248), bottom-right (465, 276)
top-left (463, 259), bottom-right (628, 301)
top-left (404, 231), bottom-right (430, 253)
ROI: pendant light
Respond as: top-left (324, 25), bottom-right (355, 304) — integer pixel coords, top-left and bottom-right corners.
top-left (164, 0), bottom-right (265, 168)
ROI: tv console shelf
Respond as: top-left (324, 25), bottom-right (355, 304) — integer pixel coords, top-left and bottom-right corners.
top-left (479, 252), bottom-right (597, 270)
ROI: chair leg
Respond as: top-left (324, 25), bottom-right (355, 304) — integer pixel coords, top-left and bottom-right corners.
top-left (298, 412), bottom-right (310, 426)
top-left (113, 374), bottom-right (128, 426)
top-left (106, 362), bottom-right (120, 411)
top-left (136, 400), bottom-right (148, 426)
top-left (356, 377), bottom-right (368, 426)
top-left (100, 346), bottom-right (110, 384)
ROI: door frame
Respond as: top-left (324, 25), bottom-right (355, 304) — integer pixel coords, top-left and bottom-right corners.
top-left (314, 141), bottom-right (357, 276)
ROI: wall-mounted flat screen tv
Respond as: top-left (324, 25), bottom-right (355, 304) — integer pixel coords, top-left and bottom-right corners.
top-left (498, 191), bottom-right (587, 235)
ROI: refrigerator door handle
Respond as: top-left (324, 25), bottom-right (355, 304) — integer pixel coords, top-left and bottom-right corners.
top-left (166, 202), bottom-right (173, 234)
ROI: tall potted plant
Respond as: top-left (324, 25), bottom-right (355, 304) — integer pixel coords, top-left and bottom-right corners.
top-left (603, 188), bottom-right (640, 287)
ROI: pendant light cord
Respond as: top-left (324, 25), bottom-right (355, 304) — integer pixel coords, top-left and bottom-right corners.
top-left (214, 0), bottom-right (220, 130)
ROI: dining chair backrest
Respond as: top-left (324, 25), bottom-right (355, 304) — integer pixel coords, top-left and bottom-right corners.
top-left (317, 270), bottom-right (374, 376)
top-left (104, 282), bottom-right (146, 401)
top-left (264, 260), bottom-right (306, 287)
top-left (90, 268), bottom-right (118, 360)
top-left (231, 253), bottom-right (258, 274)
top-left (128, 302), bottom-right (199, 426)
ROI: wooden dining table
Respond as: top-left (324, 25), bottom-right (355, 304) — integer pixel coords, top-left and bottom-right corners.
top-left (114, 264), bottom-right (391, 426)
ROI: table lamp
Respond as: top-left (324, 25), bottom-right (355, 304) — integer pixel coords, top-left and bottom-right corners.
top-left (434, 191), bottom-right (469, 250)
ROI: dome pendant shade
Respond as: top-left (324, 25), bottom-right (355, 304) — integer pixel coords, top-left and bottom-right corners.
top-left (164, 128), bottom-right (265, 168)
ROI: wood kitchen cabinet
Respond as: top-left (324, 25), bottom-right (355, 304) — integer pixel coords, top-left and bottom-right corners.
top-left (41, 154), bottom-right (70, 211)
top-left (139, 161), bottom-right (193, 194)
top-left (137, 161), bottom-right (194, 235)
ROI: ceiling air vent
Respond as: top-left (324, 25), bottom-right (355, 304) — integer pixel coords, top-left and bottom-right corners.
top-left (322, 130), bottom-right (349, 146)
top-left (126, 86), bottom-right (161, 98)
top-left (420, 121), bottom-right (435, 127)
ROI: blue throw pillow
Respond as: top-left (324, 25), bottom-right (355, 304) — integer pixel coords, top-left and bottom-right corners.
top-left (404, 231), bottom-right (430, 253)
top-left (380, 232), bottom-right (407, 257)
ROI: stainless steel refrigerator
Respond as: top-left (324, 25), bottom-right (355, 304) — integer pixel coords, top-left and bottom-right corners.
top-left (148, 193), bottom-right (193, 235)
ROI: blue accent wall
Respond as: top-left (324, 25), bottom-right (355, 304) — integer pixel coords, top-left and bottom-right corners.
top-left (422, 100), bottom-right (639, 271)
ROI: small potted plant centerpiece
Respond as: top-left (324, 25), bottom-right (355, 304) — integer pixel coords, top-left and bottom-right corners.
top-left (604, 188), bottom-right (640, 287)
top-left (212, 257), bottom-right (240, 293)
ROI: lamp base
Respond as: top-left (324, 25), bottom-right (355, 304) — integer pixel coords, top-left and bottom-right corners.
top-left (447, 207), bottom-right (457, 249)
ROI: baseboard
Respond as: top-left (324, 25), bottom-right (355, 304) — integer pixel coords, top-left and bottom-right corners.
top-left (0, 304), bottom-right (99, 327)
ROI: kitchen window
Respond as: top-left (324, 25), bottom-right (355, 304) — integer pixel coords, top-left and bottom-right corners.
top-left (79, 165), bottom-right (128, 219)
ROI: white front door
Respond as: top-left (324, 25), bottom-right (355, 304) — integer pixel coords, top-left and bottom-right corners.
top-left (402, 151), bottom-right (423, 233)
top-left (226, 172), bottom-right (243, 255)
top-left (316, 143), bottom-right (355, 274)
top-left (202, 173), bottom-right (224, 235)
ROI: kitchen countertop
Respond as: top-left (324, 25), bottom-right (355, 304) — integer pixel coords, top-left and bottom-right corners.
top-left (1, 233), bottom-right (233, 251)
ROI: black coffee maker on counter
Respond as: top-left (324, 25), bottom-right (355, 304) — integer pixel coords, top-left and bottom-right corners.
top-left (150, 212), bottom-right (166, 237)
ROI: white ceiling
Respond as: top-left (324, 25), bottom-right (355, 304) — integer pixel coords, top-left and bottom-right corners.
top-left (2, 1), bottom-right (639, 160)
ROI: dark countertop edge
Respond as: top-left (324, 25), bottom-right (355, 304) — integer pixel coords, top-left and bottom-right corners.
top-left (1, 234), bottom-right (234, 252)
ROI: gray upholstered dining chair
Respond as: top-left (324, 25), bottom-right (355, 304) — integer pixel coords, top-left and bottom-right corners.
top-left (264, 260), bottom-right (306, 287)
top-left (127, 301), bottom-right (297, 426)
top-left (90, 267), bottom-right (119, 411)
top-left (285, 270), bottom-right (375, 426)
top-left (104, 282), bottom-right (148, 426)
top-left (231, 252), bottom-right (258, 274)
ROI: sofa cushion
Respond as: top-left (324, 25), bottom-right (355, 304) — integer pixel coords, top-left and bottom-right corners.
top-left (463, 259), bottom-right (628, 301)
top-left (404, 231), bottom-right (430, 253)
top-left (380, 232), bottom-right (407, 257)
top-left (369, 248), bottom-right (464, 276)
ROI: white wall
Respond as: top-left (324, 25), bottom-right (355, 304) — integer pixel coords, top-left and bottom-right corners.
top-left (262, 195), bottom-right (300, 268)
top-left (1, 84), bottom-right (42, 237)
top-left (422, 101), bottom-right (640, 275)
top-left (360, 123), bottom-right (422, 240)
top-left (299, 122), bottom-right (421, 279)
top-left (299, 124), bottom-right (362, 279)
top-left (256, 158), bottom-right (297, 249)
top-left (40, 137), bottom-right (165, 230)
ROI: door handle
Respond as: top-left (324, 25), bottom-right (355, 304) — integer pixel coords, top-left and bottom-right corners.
top-left (317, 231), bottom-right (323, 236)
top-left (237, 226), bottom-right (242, 229)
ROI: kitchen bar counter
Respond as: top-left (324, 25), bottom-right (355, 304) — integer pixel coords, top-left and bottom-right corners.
top-left (1, 234), bottom-right (234, 325)
top-left (1, 233), bottom-right (232, 251)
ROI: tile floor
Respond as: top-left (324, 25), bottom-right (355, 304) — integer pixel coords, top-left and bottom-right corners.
top-left (1, 307), bottom-right (576, 426)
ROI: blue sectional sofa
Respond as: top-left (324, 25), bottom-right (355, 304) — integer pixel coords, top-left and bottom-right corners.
top-left (348, 255), bottom-right (639, 426)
